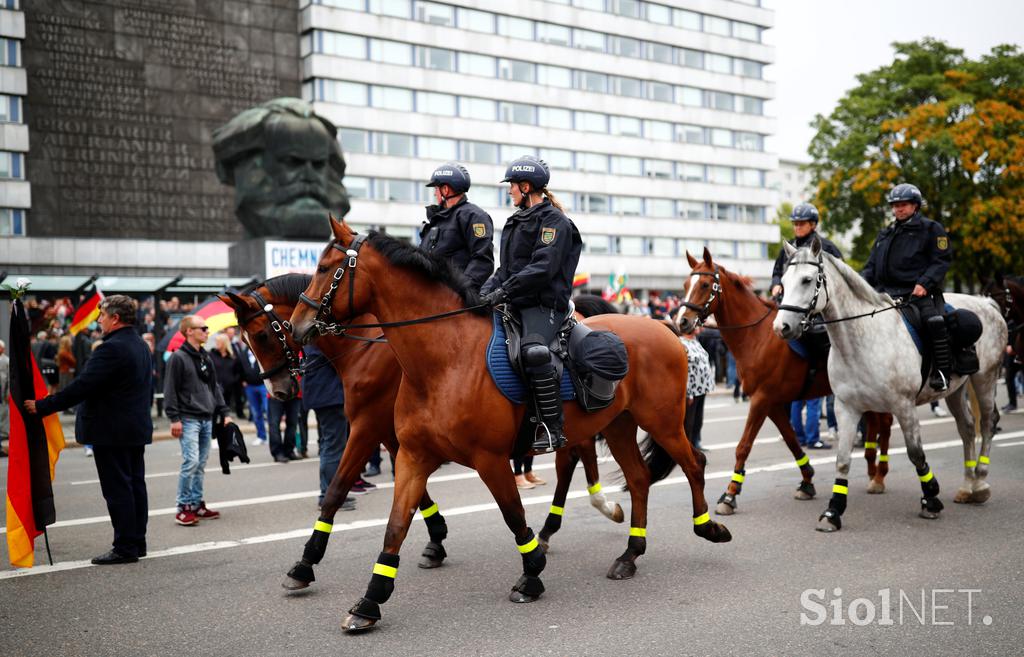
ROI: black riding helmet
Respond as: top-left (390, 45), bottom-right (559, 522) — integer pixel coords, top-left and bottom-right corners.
top-left (425, 162), bottom-right (471, 207)
top-left (501, 155), bottom-right (550, 189)
top-left (886, 183), bottom-right (923, 206)
top-left (790, 202), bottom-right (820, 223)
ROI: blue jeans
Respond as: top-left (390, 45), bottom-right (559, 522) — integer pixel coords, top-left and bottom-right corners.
top-left (825, 395), bottom-right (837, 430)
top-left (314, 405), bottom-right (349, 503)
top-left (177, 418), bottom-right (213, 508)
top-left (244, 383), bottom-right (268, 441)
top-left (790, 398), bottom-right (822, 445)
top-left (268, 397), bottom-right (300, 458)
top-left (726, 351), bottom-right (738, 388)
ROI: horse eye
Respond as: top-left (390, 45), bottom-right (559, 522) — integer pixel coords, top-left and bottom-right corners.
top-left (701, 282), bottom-right (709, 288)
top-left (802, 276), bottom-right (813, 284)
top-left (317, 265), bottom-right (328, 274)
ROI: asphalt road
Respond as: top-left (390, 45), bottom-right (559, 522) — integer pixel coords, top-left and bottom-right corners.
top-left (2, 391), bottom-right (1023, 657)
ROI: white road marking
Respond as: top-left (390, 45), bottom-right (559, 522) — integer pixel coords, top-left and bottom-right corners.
top-left (3, 430), bottom-right (1022, 580)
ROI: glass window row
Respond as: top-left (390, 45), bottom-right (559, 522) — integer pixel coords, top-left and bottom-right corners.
top-left (0, 151), bottom-right (24, 179)
top-left (0, 95), bottom-right (21, 123)
top-left (306, 1), bottom-right (766, 75)
top-left (338, 126), bottom-right (766, 186)
top-left (584, 235), bottom-right (768, 260)
top-left (306, 79), bottom-right (766, 151)
top-left (306, 30), bottom-right (766, 112)
top-left (0, 207), bottom-right (25, 236)
top-left (0, 38), bottom-right (20, 67)
top-left (343, 174), bottom-right (767, 223)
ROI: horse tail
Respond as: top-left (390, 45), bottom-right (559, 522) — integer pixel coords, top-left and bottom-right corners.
top-left (658, 318), bottom-right (681, 336)
top-left (638, 431), bottom-right (678, 484)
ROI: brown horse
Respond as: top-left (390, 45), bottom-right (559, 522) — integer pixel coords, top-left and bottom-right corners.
top-left (220, 277), bottom-right (622, 591)
top-left (290, 218), bottom-right (730, 632)
top-left (675, 249), bottom-right (895, 512)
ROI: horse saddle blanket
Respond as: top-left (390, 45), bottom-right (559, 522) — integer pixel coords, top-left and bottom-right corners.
top-left (786, 329), bottom-right (830, 363)
top-left (486, 311), bottom-right (575, 405)
top-left (899, 303), bottom-right (982, 355)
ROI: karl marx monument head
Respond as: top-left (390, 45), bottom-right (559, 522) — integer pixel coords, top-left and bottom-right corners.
top-left (212, 98), bottom-right (350, 239)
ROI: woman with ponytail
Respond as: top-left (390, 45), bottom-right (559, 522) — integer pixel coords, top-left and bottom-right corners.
top-left (480, 155), bottom-right (583, 454)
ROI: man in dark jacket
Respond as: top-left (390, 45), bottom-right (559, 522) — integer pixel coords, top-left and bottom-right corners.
top-left (301, 344), bottom-right (355, 508)
top-left (25, 295), bottom-right (153, 565)
top-left (420, 162), bottom-right (495, 293)
top-left (234, 338), bottom-right (268, 446)
top-left (164, 315), bottom-right (231, 526)
top-left (770, 203), bottom-right (843, 297)
top-left (862, 183), bottom-right (953, 390)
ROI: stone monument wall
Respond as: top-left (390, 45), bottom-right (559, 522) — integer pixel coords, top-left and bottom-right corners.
top-left (23, 0), bottom-right (300, 241)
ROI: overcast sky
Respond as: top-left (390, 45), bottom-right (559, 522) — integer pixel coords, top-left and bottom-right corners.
top-left (763, 0), bottom-right (1024, 163)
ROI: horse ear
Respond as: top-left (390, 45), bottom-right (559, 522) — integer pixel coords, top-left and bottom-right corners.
top-left (329, 213), bottom-right (347, 240)
top-left (702, 246), bottom-right (712, 265)
top-left (810, 234), bottom-right (822, 256)
top-left (219, 292), bottom-right (247, 311)
top-left (686, 250), bottom-right (698, 268)
top-left (783, 240), bottom-right (797, 257)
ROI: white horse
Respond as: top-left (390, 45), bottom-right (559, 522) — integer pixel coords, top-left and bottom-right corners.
top-left (773, 239), bottom-right (1006, 532)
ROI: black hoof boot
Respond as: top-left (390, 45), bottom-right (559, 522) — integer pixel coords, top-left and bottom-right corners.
top-left (606, 558), bottom-right (637, 580)
top-left (919, 496), bottom-right (944, 519)
top-left (694, 520), bottom-right (732, 543)
top-left (418, 541), bottom-right (446, 569)
top-left (715, 492), bottom-right (737, 515)
top-left (509, 574), bottom-right (545, 603)
top-left (283, 561), bottom-right (315, 590)
top-left (343, 598), bottom-right (380, 632)
top-left (795, 480), bottom-right (816, 500)
top-left (817, 508), bottom-right (842, 532)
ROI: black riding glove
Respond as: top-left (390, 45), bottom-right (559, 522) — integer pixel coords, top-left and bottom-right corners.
top-left (482, 288), bottom-right (508, 307)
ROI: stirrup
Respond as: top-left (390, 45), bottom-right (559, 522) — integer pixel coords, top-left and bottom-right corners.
top-left (532, 423), bottom-right (565, 454)
top-left (929, 370), bottom-right (949, 392)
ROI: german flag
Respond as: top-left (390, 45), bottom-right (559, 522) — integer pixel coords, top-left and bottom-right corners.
top-left (572, 272), bottom-right (590, 288)
top-left (69, 288), bottom-right (103, 336)
top-left (160, 296), bottom-right (238, 352)
top-left (6, 299), bottom-right (65, 568)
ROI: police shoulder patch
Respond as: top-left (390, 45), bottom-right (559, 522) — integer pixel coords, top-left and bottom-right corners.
top-left (937, 236), bottom-right (949, 250)
top-left (540, 227), bottom-right (557, 244)
top-left (472, 223), bottom-right (486, 238)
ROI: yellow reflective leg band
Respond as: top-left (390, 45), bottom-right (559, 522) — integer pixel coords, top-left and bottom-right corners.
top-left (878, 455), bottom-right (889, 462)
top-left (864, 442), bottom-right (878, 449)
top-left (919, 469), bottom-right (934, 483)
top-left (731, 472), bottom-right (745, 484)
top-left (420, 503), bottom-right (439, 519)
top-left (313, 520), bottom-right (333, 533)
top-left (587, 482), bottom-right (602, 495)
top-left (965, 460), bottom-right (977, 468)
top-left (979, 455), bottom-right (990, 464)
top-left (693, 512), bottom-right (710, 526)
top-left (832, 484), bottom-right (849, 495)
top-left (517, 537), bottom-right (539, 554)
top-left (372, 563), bottom-right (397, 578)
top-left (549, 505), bottom-right (564, 516)
top-left (795, 455), bottom-right (810, 467)
top-left (629, 527), bottom-right (646, 537)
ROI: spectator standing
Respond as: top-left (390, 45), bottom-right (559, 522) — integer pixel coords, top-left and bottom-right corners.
top-left (300, 344), bottom-right (358, 506)
top-left (235, 339), bottom-right (269, 446)
top-left (513, 455), bottom-right (544, 489)
top-left (791, 398), bottom-right (828, 449)
top-left (164, 315), bottom-right (231, 526)
top-left (681, 327), bottom-right (715, 451)
top-left (56, 335), bottom-right (76, 396)
top-left (210, 333), bottom-right (242, 419)
top-left (267, 394), bottom-right (301, 463)
top-left (225, 328), bottom-right (248, 418)
top-left (71, 328), bottom-right (93, 380)
top-left (24, 296), bottom-right (153, 564)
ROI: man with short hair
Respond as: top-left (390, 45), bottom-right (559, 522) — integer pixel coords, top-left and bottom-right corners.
top-left (25, 296), bottom-right (153, 564)
top-left (164, 315), bottom-right (231, 526)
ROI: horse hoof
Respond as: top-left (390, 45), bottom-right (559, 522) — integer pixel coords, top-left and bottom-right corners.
top-left (793, 489), bottom-right (813, 501)
top-left (695, 521), bottom-right (732, 543)
top-left (866, 480), bottom-right (886, 495)
top-left (970, 487), bottom-right (991, 504)
top-left (342, 614), bottom-right (377, 633)
top-left (606, 559), bottom-right (637, 580)
top-left (509, 590), bottom-right (541, 603)
top-left (418, 555), bottom-right (444, 569)
top-left (794, 481), bottom-right (816, 500)
top-left (715, 501), bottom-right (735, 515)
top-left (919, 509), bottom-right (941, 520)
top-left (281, 576), bottom-right (310, 591)
top-left (953, 489), bottom-right (973, 504)
top-left (816, 517), bottom-right (841, 533)
top-left (608, 504), bottom-right (625, 524)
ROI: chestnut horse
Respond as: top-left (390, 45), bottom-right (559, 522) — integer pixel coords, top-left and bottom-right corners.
top-left (675, 249), bottom-right (895, 513)
top-left (220, 278), bottom-right (622, 591)
top-left (291, 218), bottom-right (730, 632)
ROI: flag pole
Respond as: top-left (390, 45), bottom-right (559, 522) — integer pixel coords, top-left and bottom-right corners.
top-left (43, 527), bottom-right (54, 566)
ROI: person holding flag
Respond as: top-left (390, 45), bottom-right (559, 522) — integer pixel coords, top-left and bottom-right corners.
top-left (24, 295), bottom-right (153, 565)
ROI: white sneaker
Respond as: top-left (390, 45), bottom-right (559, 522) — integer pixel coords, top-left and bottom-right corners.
top-left (84, 446), bottom-right (94, 457)
top-left (931, 405), bottom-right (949, 417)
top-left (250, 438), bottom-right (267, 446)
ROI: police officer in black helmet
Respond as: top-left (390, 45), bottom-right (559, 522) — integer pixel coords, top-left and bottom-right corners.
top-left (420, 162), bottom-right (495, 293)
top-left (770, 202), bottom-right (843, 299)
top-left (862, 183), bottom-right (953, 391)
top-left (480, 155), bottom-right (583, 453)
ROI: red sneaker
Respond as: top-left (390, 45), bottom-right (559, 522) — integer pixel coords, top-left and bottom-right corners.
top-left (175, 506), bottom-right (198, 526)
top-left (194, 502), bottom-right (220, 520)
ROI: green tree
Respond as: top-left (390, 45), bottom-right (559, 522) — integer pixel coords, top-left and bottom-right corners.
top-left (807, 39), bottom-right (1024, 290)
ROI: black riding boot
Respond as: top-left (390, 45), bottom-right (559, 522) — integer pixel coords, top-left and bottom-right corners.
top-left (926, 315), bottom-right (952, 391)
top-left (529, 364), bottom-right (566, 454)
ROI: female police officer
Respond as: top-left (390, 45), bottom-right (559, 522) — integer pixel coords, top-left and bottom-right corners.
top-left (480, 155), bottom-right (582, 453)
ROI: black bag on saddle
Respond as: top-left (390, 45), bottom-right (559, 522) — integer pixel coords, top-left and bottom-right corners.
top-left (945, 308), bottom-right (982, 375)
top-left (566, 327), bottom-right (629, 412)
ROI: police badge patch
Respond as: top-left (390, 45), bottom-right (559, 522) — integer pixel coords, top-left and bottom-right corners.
top-left (472, 223), bottom-right (486, 237)
top-left (541, 227), bottom-right (557, 244)
top-left (937, 236), bottom-right (949, 250)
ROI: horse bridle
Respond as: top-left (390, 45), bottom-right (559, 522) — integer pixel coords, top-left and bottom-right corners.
top-left (680, 266), bottom-right (722, 327)
top-left (239, 289), bottom-right (303, 382)
top-left (778, 253), bottom-right (830, 331)
top-left (298, 234), bottom-right (367, 336)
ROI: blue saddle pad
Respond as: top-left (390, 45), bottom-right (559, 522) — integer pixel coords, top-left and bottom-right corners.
top-left (486, 312), bottom-right (575, 405)
top-left (786, 339), bottom-right (810, 360)
top-left (900, 303), bottom-right (954, 356)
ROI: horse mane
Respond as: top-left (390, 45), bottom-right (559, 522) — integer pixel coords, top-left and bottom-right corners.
top-left (715, 262), bottom-right (777, 310)
top-left (792, 247), bottom-right (891, 307)
top-left (574, 294), bottom-right (621, 317)
top-left (366, 231), bottom-right (486, 314)
top-left (261, 273), bottom-right (312, 303)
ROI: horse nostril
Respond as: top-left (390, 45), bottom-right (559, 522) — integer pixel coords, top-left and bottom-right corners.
top-left (782, 323), bottom-right (790, 334)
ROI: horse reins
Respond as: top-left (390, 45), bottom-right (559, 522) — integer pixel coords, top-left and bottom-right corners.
top-left (298, 233), bottom-right (488, 338)
top-left (781, 253), bottom-right (903, 328)
top-left (680, 266), bottom-right (773, 330)
top-left (239, 289), bottom-right (303, 382)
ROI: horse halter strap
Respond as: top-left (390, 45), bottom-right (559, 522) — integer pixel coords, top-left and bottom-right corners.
top-left (681, 267), bottom-right (721, 327)
top-left (298, 234), bottom-right (367, 336)
top-left (778, 254), bottom-right (829, 330)
top-left (243, 290), bottom-right (302, 381)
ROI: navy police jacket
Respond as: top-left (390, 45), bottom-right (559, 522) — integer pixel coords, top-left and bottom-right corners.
top-left (861, 212), bottom-right (952, 296)
top-left (480, 200), bottom-right (583, 313)
top-left (300, 344), bottom-right (344, 411)
top-left (770, 232), bottom-right (844, 288)
top-left (419, 197), bottom-right (495, 293)
top-left (36, 326), bottom-right (154, 447)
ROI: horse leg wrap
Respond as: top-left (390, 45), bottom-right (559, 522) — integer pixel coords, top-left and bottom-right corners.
top-left (512, 574), bottom-right (545, 598)
top-left (620, 534), bottom-right (646, 559)
top-left (301, 519), bottom-right (333, 565)
top-left (917, 464), bottom-right (940, 498)
top-left (421, 506), bottom-right (448, 544)
top-left (363, 552), bottom-right (400, 606)
top-left (420, 541), bottom-right (446, 562)
top-left (797, 480), bottom-right (816, 498)
top-left (717, 491), bottom-right (737, 509)
top-left (287, 561), bottom-right (315, 584)
top-left (348, 598), bottom-right (381, 622)
top-left (730, 470), bottom-right (745, 495)
top-left (827, 479), bottom-right (849, 516)
top-left (517, 529), bottom-right (546, 577)
top-left (539, 510), bottom-right (563, 541)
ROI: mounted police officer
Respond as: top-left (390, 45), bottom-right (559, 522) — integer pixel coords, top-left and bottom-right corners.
top-left (770, 202), bottom-right (843, 298)
top-left (419, 162), bottom-right (494, 293)
top-left (861, 183), bottom-right (953, 391)
top-left (480, 156), bottom-right (582, 453)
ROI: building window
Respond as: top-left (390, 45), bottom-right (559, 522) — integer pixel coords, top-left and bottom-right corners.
top-left (705, 16), bottom-right (731, 36)
top-left (417, 91), bottom-right (456, 116)
top-left (319, 80), bottom-right (368, 105)
top-left (709, 240), bottom-right (735, 258)
top-left (498, 58), bottom-right (535, 83)
top-left (710, 91), bottom-right (734, 112)
top-left (708, 165), bottom-right (733, 184)
top-left (647, 42), bottom-right (673, 64)
top-left (577, 152), bottom-right (609, 173)
top-left (681, 163), bottom-right (705, 182)
top-left (338, 128), bottom-right (369, 154)
top-left (457, 7), bottom-right (495, 33)
top-left (739, 96), bottom-right (764, 115)
top-left (646, 4), bottom-right (671, 24)
top-left (643, 120), bottom-right (672, 141)
top-left (369, 39), bottom-right (412, 65)
top-left (614, 196), bottom-right (643, 216)
top-left (536, 22), bottom-right (570, 46)
top-left (373, 132), bottom-right (414, 157)
top-left (737, 168), bottom-right (764, 187)
top-left (576, 70), bottom-right (608, 93)
top-left (376, 178), bottom-right (417, 202)
top-left (644, 159), bottom-right (673, 179)
top-left (737, 59), bottom-right (764, 79)
top-left (462, 140), bottom-right (498, 163)
top-left (345, 176), bottom-right (370, 199)
top-left (676, 124), bottom-right (705, 145)
top-left (585, 234), bottom-right (611, 254)
top-left (710, 128), bottom-right (733, 148)
top-left (418, 136), bottom-right (458, 160)
top-left (647, 199), bottom-right (675, 218)
top-left (579, 193), bottom-right (610, 214)
top-left (610, 0), bottom-right (642, 18)
top-left (472, 184), bottom-right (502, 207)
top-left (0, 94), bottom-right (20, 123)
top-left (459, 97), bottom-right (496, 121)
top-left (497, 16), bottom-right (533, 40)
top-left (0, 208), bottom-right (24, 236)
top-left (540, 148), bottom-right (573, 170)
top-left (573, 28), bottom-right (606, 52)
top-left (618, 236), bottom-right (645, 256)
top-left (734, 21), bottom-right (761, 42)
top-left (368, 0), bottom-right (411, 18)
top-left (319, 31), bottom-right (367, 58)
top-left (0, 38), bottom-right (20, 67)
top-left (679, 48), bottom-right (703, 69)
top-left (673, 9), bottom-right (701, 31)
top-left (320, 0), bottom-right (363, 8)
top-left (500, 144), bottom-right (536, 162)
top-left (575, 111), bottom-right (607, 133)
top-left (650, 236), bottom-right (675, 256)
top-left (735, 132), bottom-right (764, 151)
top-left (647, 82), bottom-right (672, 102)
top-left (574, 0), bottom-right (605, 10)
top-left (610, 115), bottom-right (641, 137)
top-left (738, 242), bottom-right (766, 259)
top-left (679, 202), bottom-right (704, 219)
top-left (713, 203), bottom-right (734, 221)
top-left (415, 0), bottom-right (454, 26)
top-left (538, 107), bottom-right (572, 129)
top-left (612, 76), bottom-right (643, 98)
top-left (707, 54), bottom-right (732, 75)
top-left (372, 85), bottom-right (414, 111)
top-left (498, 102), bottom-right (536, 125)
top-left (611, 36), bottom-right (642, 59)
top-left (458, 52), bottom-right (495, 77)
top-left (610, 155), bottom-right (642, 176)
top-left (538, 65), bottom-right (572, 88)
top-left (678, 86), bottom-right (703, 107)
top-left (418, 46), bottom-right (456, 71)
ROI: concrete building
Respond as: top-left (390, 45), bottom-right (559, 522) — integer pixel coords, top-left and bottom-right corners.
top-left (769, 157), bottom-right (812, 208)
top-left (0, 2), bottom-right (28, 238)
top-left (302, 0), bottom-right (779, 290)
